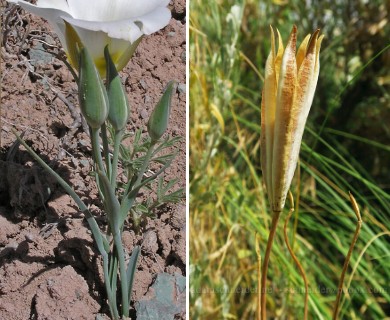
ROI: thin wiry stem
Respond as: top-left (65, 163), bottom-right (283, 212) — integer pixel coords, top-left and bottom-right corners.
top-left (260, 210), bottom-right (281, 320)
top-left (284, 191), bottom-right (309, 320)
top-left (255, 233), bottom-right (262, 320)
top-left (292, 161), bottom-right (301, 249)
top-left (332, 192), bottom-right (362, 320)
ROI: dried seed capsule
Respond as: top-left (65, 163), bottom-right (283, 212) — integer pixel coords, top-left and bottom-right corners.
top-left (261, 26), bottom-right (324, 211)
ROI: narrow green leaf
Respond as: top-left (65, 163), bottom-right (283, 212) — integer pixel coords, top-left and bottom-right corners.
top-left (127, 246), bottom-right (141, 305)
top-left (97, 170), bottom-right (121, 230)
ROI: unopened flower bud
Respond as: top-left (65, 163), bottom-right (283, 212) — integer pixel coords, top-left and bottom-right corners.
top-left (78, 46), bottom-right (109, 129)
top-left (104, 46), bottom-right (130, 132)
top-left (147, 81), bottom-right (176, 143)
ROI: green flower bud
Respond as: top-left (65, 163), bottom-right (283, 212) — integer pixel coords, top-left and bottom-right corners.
top-left (104, 46), bottom-right (130, 132)
top-left (78, 46), bottom-right (109, 129)
top-left (147, 81), bottom-right (176, 143)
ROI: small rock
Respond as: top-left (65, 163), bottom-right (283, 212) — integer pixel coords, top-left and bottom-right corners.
top-left (139, 79), bottom-right (147, 90)
top-left (140, 109), bottom-right (148, 119)
top-left (144, 95), bottom-right (151, 104)
top-left (71, 157), bottom-right (79, 167)
top-left (78, 139), bottom-right (89, 147)
top-left (180, 51), bottom-right (186, 63)
top-left (142, 230), bottom-right (158, 254)
top-left (44, 35), bottom-right (56, 46)
top-left (177, 83), bottom-right (186, 94)
top-left (79, 159), bottom-right (90, 168)
top-left (135, 273), bottom-right (186, 320)
top-left (25, 234), bottom-right (35, 243)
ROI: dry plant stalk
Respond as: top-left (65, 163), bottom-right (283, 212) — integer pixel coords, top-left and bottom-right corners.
top-left (260, 25), bottom-right (323, 320)
top-left (255, 233), bottom-right (262, 320)
top-left (332, 192), bottom-right (363, 320)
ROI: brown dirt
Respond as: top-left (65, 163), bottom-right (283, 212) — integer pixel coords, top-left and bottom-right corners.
top-left (0, 0), bottom-right (186, 319)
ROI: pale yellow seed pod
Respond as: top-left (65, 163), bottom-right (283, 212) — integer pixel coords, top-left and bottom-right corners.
top-left (261, 26), bottom-right (324, 212)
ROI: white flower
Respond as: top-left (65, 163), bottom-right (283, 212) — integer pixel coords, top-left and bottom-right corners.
top-left (7, 0), bottom-right (171, 74)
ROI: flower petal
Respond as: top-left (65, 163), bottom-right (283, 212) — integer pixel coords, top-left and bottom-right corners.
top-left (63, 4), bottom-right (171, 44)
top-left (64, 20), bottom-right (83, 70)
top-left (134, 6), bottom-right (172, 35)
top-left (8, 0), bottom-right (171, 74)
top-left (36, 0), bottom-right (70, 11)
top-left (65, 23), bottom-right (141, 75)
top-left (115, 37), bottom-right (143, 72)
top-left (7, 0), bottom-right (72, 53)
top-left (65, 0), bottom-right (170, 21)
top-left (63, 17), bottom-right (143, 43)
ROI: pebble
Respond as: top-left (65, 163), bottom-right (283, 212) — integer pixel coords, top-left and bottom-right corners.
top-left (79, 160), bottom-right (89, 168)
top-left (78, 140), bottom-right (89, 148)
top-left (140, 109), bottom-right (148, 119)
top-left (177, 83), bottom-right (186, 94)
top-left (25, 234), bottom-right (35, 243)
top-left (142, 230), bottom-right (158, 254)
top-left (181, 51), bottom-right (186, 63)
top-left (144, 95), bottom-right (151, 104)
top-left (139, 79), bottom-right (147, 90)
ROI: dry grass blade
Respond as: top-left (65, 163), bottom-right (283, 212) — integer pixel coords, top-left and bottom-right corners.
top-left (284, 191), bottom-right (309, 320)
top-left (332, 192), bottom-right (363, 320)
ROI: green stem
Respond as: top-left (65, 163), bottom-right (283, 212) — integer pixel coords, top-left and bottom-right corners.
top-left (90, 128), bottom-right (106, 202)
top-left (101, 123), bottom-right (112, 178)
top-left (102, 250), bottom-right (119, 320)
top-left (124, 142), bottom-right (155, 196)
top-left (135, 142), bottom-right (155, 187)
top-left (260, 210), bottom-right (281, 320)
top-left (113, 231), bottom-right (129, 317)
top-left (91, 128), bottom-right (105, 174)
top-left (108, 252), bottom-right (118, 313)
top-left (12, 130), bottom-right (119, 319)
top-left (111, 130), bottom-right (124, 189)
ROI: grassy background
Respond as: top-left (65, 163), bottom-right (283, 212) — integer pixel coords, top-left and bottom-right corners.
top-left (189, 0), bottom-right (390, 319)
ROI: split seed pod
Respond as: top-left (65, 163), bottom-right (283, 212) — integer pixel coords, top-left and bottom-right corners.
top-left (261, 25), bottom-right (324, 212)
